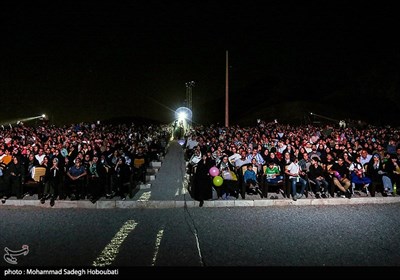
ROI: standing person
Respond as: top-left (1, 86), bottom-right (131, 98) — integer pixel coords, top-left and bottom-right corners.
top-left (0, 160), bottom-right (6, 203)
top-left (280, 152), bottom-right (293, 198)
top-left (87, 155), bottom-right (107, 202)
top-left (192, 153), bottom-right (214, 207)
top-left (6, 156), bottom-right (24, 199)
top-left (112, 157), bottom-right (131, 200)
top-left (41, 157), bottom-right (61, 206)
top-left (132, 147), bottom-right (148, 185)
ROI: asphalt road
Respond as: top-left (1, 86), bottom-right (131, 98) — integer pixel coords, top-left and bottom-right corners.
top-left (1, 203), bottom-right (399, 269)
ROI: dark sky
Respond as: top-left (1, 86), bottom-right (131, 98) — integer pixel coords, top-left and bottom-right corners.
top-left (1, 1), bottom-right (399, 125)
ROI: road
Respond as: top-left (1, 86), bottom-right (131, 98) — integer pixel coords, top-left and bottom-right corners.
top-left (1, 203), bottom-right (399, 269)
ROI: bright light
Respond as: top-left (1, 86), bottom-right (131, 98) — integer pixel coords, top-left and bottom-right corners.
top-left (174, 107), bottom-right (192, 122)
top-left (174, 107), bottom-right (193, 139)
top-left (178, 112), bottom-right (187, 121)
top-left (1, 113), bottom-right (48, 126)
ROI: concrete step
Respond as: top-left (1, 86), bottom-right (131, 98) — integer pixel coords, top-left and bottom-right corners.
top-left (139, 183), bottom-right (151, 190)
top-left (150, 161), bottom-right (162, 168)
top-left (146, 174), bottom-right (156, 181)
top-left (146, 167), bottom-right (159, 174)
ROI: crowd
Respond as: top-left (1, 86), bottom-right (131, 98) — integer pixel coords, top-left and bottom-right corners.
top-left (186, 120), bottom-right (400, 204)
top-left (2, 118), bottom-right (399, 207)
top-left (0, 122), bottom-right (170, 206)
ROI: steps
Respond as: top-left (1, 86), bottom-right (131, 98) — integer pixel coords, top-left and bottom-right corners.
top-left (135, 160), bottom-right (163, 190)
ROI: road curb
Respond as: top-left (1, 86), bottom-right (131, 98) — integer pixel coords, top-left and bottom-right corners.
top-left (1, 196), bottom-right (399, 209)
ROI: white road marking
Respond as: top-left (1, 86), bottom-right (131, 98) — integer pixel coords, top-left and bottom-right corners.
top-left (138, 191), bottom-right (151, 201)
top-left (151, 227), bottom-right (165, 266)
top-left (92, 220), bottom-right (138, 267)
top-left (194, 230), bottom-right (204, 266)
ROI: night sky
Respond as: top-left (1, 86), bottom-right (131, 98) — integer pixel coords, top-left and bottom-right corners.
top-left (1, 1), bottom-right (399, 126)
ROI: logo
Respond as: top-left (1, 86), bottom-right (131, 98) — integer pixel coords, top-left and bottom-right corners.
top-left (4, 245), bottom-right (29, 265)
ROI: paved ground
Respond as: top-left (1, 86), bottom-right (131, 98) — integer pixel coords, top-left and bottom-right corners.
top-left (1, 140), bottom-right (399, 209)
top-left (1, 204), bottom-right (399, 267)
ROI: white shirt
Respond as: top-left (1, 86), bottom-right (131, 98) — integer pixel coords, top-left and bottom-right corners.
top-left (287, 162), bottom-right (301, 179)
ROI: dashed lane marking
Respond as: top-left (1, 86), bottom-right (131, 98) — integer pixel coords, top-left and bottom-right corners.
top-left (92, 219), bottom-right (138, 267)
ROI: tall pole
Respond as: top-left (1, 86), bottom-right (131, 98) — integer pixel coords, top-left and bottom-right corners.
top-left (185, 81), bottom-right (195, 129)
top-left (225, 50), bottom-right (229, 127)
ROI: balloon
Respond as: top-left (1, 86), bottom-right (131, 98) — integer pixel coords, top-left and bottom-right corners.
top-left (209, 166), bottom-right (220, 177)
top-left (213, 176), bottom-right (223, 187)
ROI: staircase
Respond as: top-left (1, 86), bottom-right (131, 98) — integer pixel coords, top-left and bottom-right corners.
top-left (138, 156), bottom-right (164, 190)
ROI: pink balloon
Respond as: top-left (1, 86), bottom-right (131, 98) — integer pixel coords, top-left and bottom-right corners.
top-left (209, 166), bottom-right (220, 177)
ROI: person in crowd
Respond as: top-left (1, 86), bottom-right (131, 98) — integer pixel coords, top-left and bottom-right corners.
top-left (342, 152), bottom-right (353, 168)
top-left (41, 157), bottom-right (61, 206)
top-left (243, 163), bottom-right (261, 196)
top-left (360, 149), bottom-right (373, 166)
top-left (87, 155), bottom-right (108, 202)
top-left (217, 155), bottom-right (239, 199)
top-left (247, 148), bottom-right (265, 166)
top-left (329, 157), bottom-right (352, 198)
top-left (185, 134), bottom-right (198, 160)
top-left (112, 157), bottom-right (131, 200)
top-left (132, 146), bottom-right (149, 184)
top-left (265, 160), bottom-right (284, 184)
top-left (308, 157), bottom-right (329, 198)
top-left (366, 154), bottom-right (393, 196)
top-left (35, 148), bottom-right (46, 165)
top-left (66, 158), bottom-right (87, 200)
top-left (192, 153), bottom-right (214, 207)
top-left (234, 150), bottom-right (251, 171)
top-left (3, 156), bottom-right (24, 200)
top-left (285, 156), bottom-right (307, 201)
top-left (349, 154), bottom-right (372, 196)
top-left (186, 147), bottom-right (202, 176)
top-left (228, 146), bottom-right (241, 166)
top-left (2, 149), bottom-right (12, 166)
top-left (24, 153), bottom-right (40, 183)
